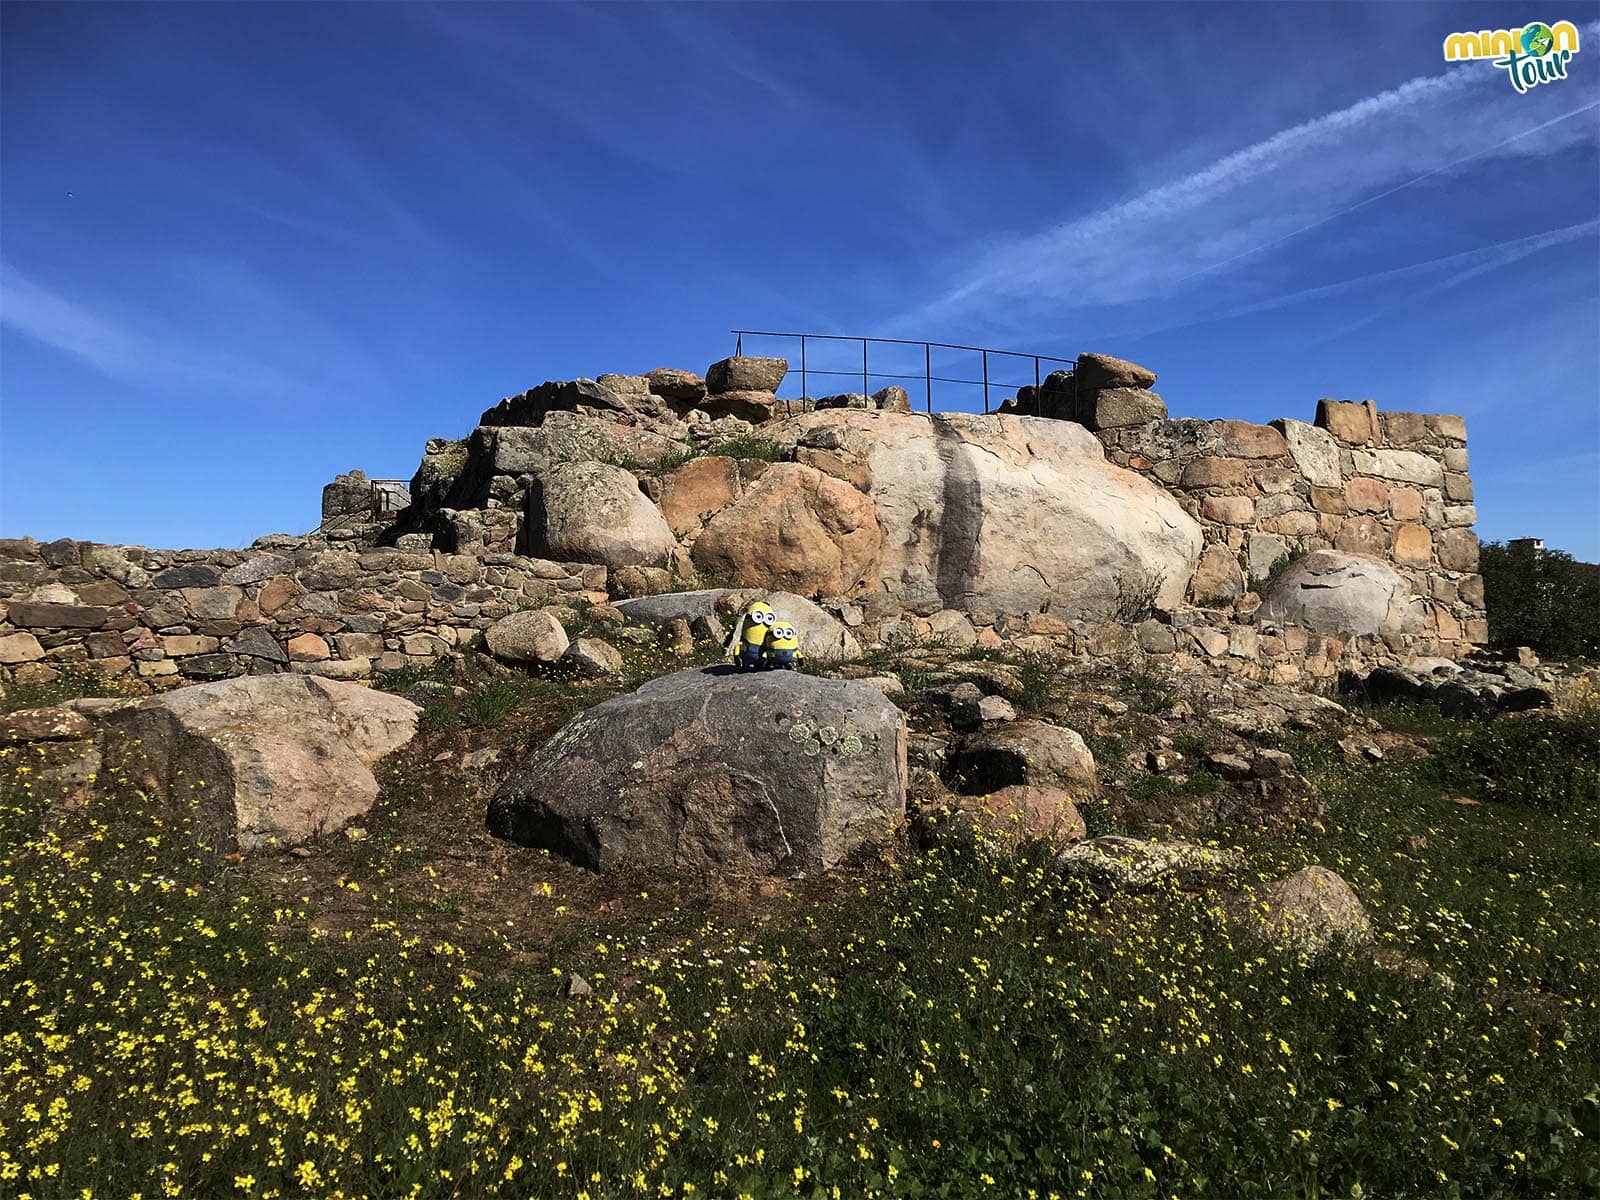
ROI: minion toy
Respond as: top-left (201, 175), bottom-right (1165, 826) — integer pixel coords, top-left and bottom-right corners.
top-left (763, 621), bottom-right (803, 670)
top-left (734, 601), bottom-right (776, 670)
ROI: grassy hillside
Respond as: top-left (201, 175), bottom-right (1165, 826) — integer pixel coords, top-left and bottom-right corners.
top-left (2, 675), bottom-right (1597, 1200)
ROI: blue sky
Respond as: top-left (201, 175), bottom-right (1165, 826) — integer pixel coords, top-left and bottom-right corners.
top-left (2, 1), bottom-right (1597, 557)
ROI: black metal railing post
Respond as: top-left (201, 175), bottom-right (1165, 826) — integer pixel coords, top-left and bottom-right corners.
top-left (981, 350), bottom-right (989, 414)
top-left (800, 335), bottom-right (807, 405)
top-left (1034, 357), bottom-right (1041, 416)
top-left (925, 343), bottom-right (932, 413)
top-left (861, 339), bottom-right (868, 399)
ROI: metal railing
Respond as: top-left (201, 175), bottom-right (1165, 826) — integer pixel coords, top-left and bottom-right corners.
top-left (317, 478), bottom-right (411, 534)
top-left (730, 330), bottom-right (1076, 415)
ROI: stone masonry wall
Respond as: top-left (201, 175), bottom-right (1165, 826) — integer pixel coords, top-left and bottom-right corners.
top-left (1093, 399), bottom-right (1483, 657)
top-left (0, 536), bottom-right (605, 687)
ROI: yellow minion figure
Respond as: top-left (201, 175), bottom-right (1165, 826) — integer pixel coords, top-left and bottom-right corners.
top-left (763, 621), bottom-right (803, 670)
top-left (734, 600), bottom-right (776, 670)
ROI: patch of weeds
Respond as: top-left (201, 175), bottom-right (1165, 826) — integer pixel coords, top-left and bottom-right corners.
top-left (462, 680), bottom-right (524, 728)
top-left (1122, 667), bottom-right (1179, 714)
top-left (708, 434), bottom-right (786, 462)
top-left (1008, 650), bottom-right (1065, 715)
top-left (0, 664), bottom-right (139, 713)
top-left (1430, 710), bottom-right (1600, 811)
top-left (1256, 540), bottom-right (1310, 591)
top-left (648, 447), bottom-right (703, 475)
top-left (1112, 567), bottom-right (1167, 623)
top-left (418, 702), bottom-right (457, 733)
top-left (861, 630), bottom-right (951, 676)
top-left (374, 659), bottom-right (456, 694)
top-left (954, 645), bottom-right (1008, 663)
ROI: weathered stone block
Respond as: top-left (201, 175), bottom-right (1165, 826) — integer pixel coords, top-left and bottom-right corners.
top-left (1335, 516), bottom-right (1389, 557)
top-left (1214, 420), bottom-right (1288, 458)
top-left (1270, 418), bottom-right (1341, 488)
top-left (1261, 511), bottom-right (1319, 538)
top-left (1344, 477), bottom-right (1388, 512)
top-left (1201, 495), bottom-right (1255, 524)
top-left (1378, 411), bottom-right (1427, 446)
top-left (1075, 352), bottom-right (1157, 391)
top-left (1444, 473), bottom-right (1473, 502)
top-left (0, 632), bottom-right (46, 663)
top-left (286, 633), bottom-right (331, 662)
top-left (706, 356), bottom-right (788, 394)
top-left (1309, 486), bottom-right (1347, 515)
top-left (256, 576), bottom-right (303, 615)
top-left (1350, 449), bottom-right (1444, 487)
top-left (1437, 529), bottom-right (1479, 573)
top-left (7, 602), bottom-right (108, 629)
top-left (151, 564), bottom-right (222, 589)
top-left (162, 635), bottom-right (220, 657)
top-left (1426, 413), bottom-right (1467, 441)
top-left (1180, 458), bottom-right (1252, 488)
top-left (1388, 487), bottom-right (1422, 521)
top-left (182, 586), bottom-right (245, 620)
top-left (1392, 525), bottom-right (1433, 565)
top-left (1315, 399), bottom-right (1376, 445)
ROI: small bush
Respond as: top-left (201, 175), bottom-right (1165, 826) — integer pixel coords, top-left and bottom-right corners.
top-left (1111, 567), bottom-right (1167, 623)
top-left (1123, 667), bottom-right (1180, 713)
top-left (1008, 650), bottom-right (1065, 715)
top-left (709, 435), bottom-right (786, 462)
top-left (1431, 711), bottom-right (1600, 810)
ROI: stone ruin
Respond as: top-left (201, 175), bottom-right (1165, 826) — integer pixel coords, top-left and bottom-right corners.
top-left (0, 349), bottom-right (1484, 690)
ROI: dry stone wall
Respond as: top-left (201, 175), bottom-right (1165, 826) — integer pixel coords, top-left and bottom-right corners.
top-left (1093, 398), bottom-right (1482, 657)
top-left (0, 536), bottom-right (605, 687)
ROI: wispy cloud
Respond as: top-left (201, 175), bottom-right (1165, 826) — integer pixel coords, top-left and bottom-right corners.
top-left (1100, 219), bottom-right (1600, 344)
top-left (887, 36), bottom-right (1600, 334)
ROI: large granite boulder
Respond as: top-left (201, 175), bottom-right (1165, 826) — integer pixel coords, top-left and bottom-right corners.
top-left (1260, 550), bottom-right (1421, 637)
top-left (1244, 866), bottom-right (1372, 951)
top-left (1074, 352), bottom-right (1157, 391)
top-left (706, 356), bottom-right (788, 394)
top-left (946, 720), bottom-right (1099, 797)
top-left (485, 609), bottom-right (570, 664)
top-left (762, 411), bottom-right (1202, 616)
top-left (487, 667), bottom-right (906, 874)
top-left (100, 675), bottom-right (420, 853)
top-left (529, 462), bottom-right (676, 567)
top-left (691, 463), bottom-right (883, 597)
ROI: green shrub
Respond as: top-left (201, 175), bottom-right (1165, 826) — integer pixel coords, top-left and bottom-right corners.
top-left (709, 435), bottom-right (786, 462)
top-left (1008, 650), bottom-right (1065, 715)
top-left (1480, 540), bottom-right (1600, 660)
top-left (1431, 711), bottom-right (1600, 810)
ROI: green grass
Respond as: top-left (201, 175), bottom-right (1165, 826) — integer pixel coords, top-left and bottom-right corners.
top-left (2, 702), bottom-right (1597, 1199)
top-left (0, 663), bottom-right (141, 714)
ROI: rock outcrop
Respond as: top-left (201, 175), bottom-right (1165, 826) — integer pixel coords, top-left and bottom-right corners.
top-left (100, 675), bottom-right (419, 853)
top-left (487, 667), bottom-right (906, 874)
top-left (763, 410), bottom-right (1202, 616)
